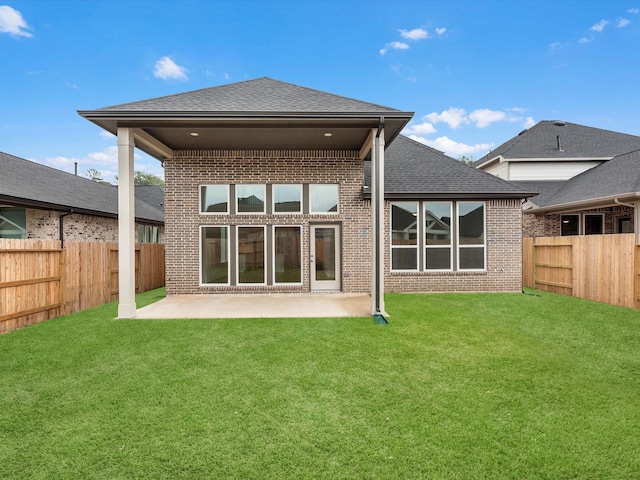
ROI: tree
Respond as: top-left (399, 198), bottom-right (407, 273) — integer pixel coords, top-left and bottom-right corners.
top-left (458, 155), bottom-right (475, 165)
top-left (86, 168), bottom-right (112, 185)
top-left (134, 171), bottom-right (165, 186)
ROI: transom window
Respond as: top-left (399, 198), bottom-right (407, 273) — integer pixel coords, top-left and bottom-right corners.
top-left (391, 201), bottom-right (486, 272)
top-left (310, 184), bottom-right (339, 213)
top-left (273, 184), bottom-right (302, 213)
top-left (237, 185), bottom-right (266, 214)
top-left (200, 185), bottom-right (229, 213)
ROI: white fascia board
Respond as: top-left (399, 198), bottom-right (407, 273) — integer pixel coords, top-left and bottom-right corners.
top-left (527, 192), bottom-right (640, 214)
top-left (506, 156), bottom-right (613, 163)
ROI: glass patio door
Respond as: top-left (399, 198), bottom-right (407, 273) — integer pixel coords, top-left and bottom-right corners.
top-left (310, 225), bottom-right (341, 292)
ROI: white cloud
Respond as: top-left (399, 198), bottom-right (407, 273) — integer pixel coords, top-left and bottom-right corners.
top-left (523, 116), bottom-right (536, 128)
top-left (425, 108), bottom-right (468, 129)
top-left (435, 27), bottom-right (446, 36)
top-left (399, 28), bottom-right (428, 40)
top-left (153, 56), bottom-right (188, 80)
top-left (468, 109), bottom-right (506, 128)
top-left (379, 41), bottom-right (410, 55)
top-left (618, 18), bottom-right (630, 27)
top-left (0, 5), bottom-right (32, 37)
top-left (578, 37), bottom-right (591, 44)
top-left (409, 135), bottom-right (493, 158)
top-left (590, 19), bottom-right (608, 32)
top-left (628, 8), bottom-right (640, 14)
top-left (404, 121), bottom-right (437, 135)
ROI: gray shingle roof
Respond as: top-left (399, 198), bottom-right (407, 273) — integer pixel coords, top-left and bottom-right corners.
top-left (95, 77), bottom-right (403, 114)
top-left (510, 181), bottom-right (565, 207)
top-left (366, 135), bottom-right (532, 198)
top-left (475, 121), bottom-right (640, 166)
top-left (531, 149), bottom-right (640, 208)
top-left (0, 151), bottom-right (164, 223)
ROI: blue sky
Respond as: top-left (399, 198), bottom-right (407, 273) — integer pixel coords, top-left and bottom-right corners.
top-left (2, 0), bottom-right (639, 183)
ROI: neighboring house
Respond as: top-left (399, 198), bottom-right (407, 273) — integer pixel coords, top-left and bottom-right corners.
top-left (0, 151), bottom-right (164, 243)
top-left (474, 121), bottom-right (640, 237)
top-left (78, 77), bottom-right (529, 318)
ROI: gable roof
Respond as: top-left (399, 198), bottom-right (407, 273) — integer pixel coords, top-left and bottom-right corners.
top-left (475, 121), bottom-right (640, 167)
top-left (527, 149), bottom-right (640, 211)
top-left (78, 77), bottom-right (414, 156)
top-left (366, 135), bottom-right (533, 199)
top-left (0, 151), bottom-right (164, 223)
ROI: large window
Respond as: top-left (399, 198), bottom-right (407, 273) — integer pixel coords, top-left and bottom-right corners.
top-left (560, 214), bottom-right (604, 236)
top-left (560, 214), bottom-right (579, 236)
top-left (200, 185), bottom-right (229, 213)
top-left (457, 202), bottom-right (485, 270)
top-left (137, 224), bottom-right (160, 243)
top-left (274, 226), bottom-right (302, 283)
top-left (425, 202), bottom-right (452, 270)
top-left (273, 184), bottom-right (302, 214)
top-left (201, 226), bottom-right (229, 284)
top-left (237, 226), bottom-right (265, 284)
top-left (0, 207), bottom-right (26, 239)
top-left (391, 201), bottom-right (486, 272)
top-left (310, 184), bottom-right (339, 213)
top-left (237, 185), bottom-right (266, 214)
top-left (391, 202), bottom-right (418, 270)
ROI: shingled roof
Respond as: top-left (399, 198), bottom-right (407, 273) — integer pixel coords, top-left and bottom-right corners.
top-left (94, 77), bottom-right (405, 114)
top-left (527, 149), bottom-right (640, 211)
top-left (475, 121), bottom-right (640, 167)
top-left (366, 135), bottom-right (533, 199)
top-left (0, 151), bottom-right (163, 223)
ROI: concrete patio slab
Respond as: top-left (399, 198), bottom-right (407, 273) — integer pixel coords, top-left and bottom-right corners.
top-left (134, 293), bottom-right (371, 319)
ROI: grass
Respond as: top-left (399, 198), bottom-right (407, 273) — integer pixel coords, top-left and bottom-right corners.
top-left (1, 289), bottom-right (639, 479)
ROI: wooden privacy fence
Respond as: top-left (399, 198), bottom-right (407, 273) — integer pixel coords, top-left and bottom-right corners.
top-left (523, 234), bottom-right (640, 309)
top-left (0, 239), bottom-right (165, 334)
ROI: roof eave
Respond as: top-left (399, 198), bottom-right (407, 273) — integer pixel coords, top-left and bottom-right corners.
top-left (526, 192), bottom-right (640, 214)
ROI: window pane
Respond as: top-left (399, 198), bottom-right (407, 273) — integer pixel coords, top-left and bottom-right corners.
top-left (458, 202), bottom-right (484, 245)
top-left (238, 227), bottom-right (265, 283)
top-left (201, 227), bottom-right (228, 284)
top-left (273, 185), bottom-right (302, 213)
top-left (274, 227), bottom-right (301, 283)
top-left (426, 248), bottom-right (451, 270)
top-left (392, 248), bottom-right (417, 270)
top-left (310, 184), bottom-right (338, 213)
top-left (425, 202), bottom-right (452, 245)
top-left (560, 215), bottom-right (580, 236)
top-left (201, 185), bottom-right (228, 213)
top-left (459, 247), bottom-right (484, 270)
top-left (0, 207), bottom-right (26, 239)
top-left (237, 185), bottom-right (265, 213)
top-left (137, 224), bottom-right (145, 243)
top-left (391, 202), bottom-right (418, 245)
top-left (584, 214), bottom-right (603, 235)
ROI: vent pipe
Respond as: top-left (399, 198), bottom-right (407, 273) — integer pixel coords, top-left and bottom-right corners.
top-left (74, 162), bottom-right (78, 175)
top-left (556, 135), bottom-right (563, 152)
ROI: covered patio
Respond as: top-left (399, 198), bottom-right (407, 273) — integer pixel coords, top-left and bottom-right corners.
top-left (135, 293), bottom-right (371, 319)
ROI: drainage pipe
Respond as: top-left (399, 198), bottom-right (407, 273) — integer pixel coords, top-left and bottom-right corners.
top-left (59, 209), bottom-right (73, 248)
top-left (373, 117), bottom-right (385, 316)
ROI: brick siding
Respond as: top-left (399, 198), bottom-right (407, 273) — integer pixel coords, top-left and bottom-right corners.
top-left (523, 205), bottom-right (634, 237)
top-left (165, 150), bottom-right (523, 295)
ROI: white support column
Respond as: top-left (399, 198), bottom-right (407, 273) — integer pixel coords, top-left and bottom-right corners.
top-left (117, 127), bottom-right (137, 318)
top-left (370, 125), bottom-right (386, 316)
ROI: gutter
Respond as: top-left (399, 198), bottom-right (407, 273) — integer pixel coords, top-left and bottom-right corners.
top-left (526, 192), bottom-right (640, 214)
top-left (59, 209), bottom-right (73, 249)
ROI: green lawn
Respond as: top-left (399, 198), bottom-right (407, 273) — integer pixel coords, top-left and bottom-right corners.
top-left (1, 289), bottom-right (639, 479)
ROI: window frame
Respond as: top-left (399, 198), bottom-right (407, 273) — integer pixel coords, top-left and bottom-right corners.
top-left (236, 184), bottom-right (267, 215)
top-left (236, 225), bottom-right (267, 285)
top-left (272, 184), bottom-right (303, 214)
top-left (309, 184), bottom-right (339, 214)
top-left (273, 225), bottom-right (303, 285)
top-left (560, 214), bottom-right (580, 236)
top-left (456, 201), bottom-right (486, 271)
top-left (390, 201), bottom-right (419, 272)
top-left (200, 225), bottom-right (230, 286)
top-left (424, 201), bottom-right (453, 271)
top-left (200, 185), bottom-right (230, 214)
top-left (583, 213), bottom-right (604, 235)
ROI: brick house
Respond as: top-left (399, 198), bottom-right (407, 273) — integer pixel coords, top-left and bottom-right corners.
top-left (0, 151), bottom-right (164, 243)
top-left (474, 121), bottom-right (640, 238)
top-left (79, 77), bottom-right (528, 318)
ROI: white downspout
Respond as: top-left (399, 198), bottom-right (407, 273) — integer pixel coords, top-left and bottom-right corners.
top-left (117, 127), bottom-right (137, 318)
top-left (614, 198), bottom-right (638, 244)
top-left (371, 118), bottom-right (386, 316)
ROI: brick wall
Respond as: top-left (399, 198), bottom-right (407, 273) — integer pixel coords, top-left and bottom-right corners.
top-left (523, 205), bottom-right (634, 237)
top-left (165, 150), bottom-right (524, 295)
top-left (164, 150), bottom-right (372, 295)
top-left (384, 198), bottom-right (523, 293)
top-left (26, 208), bottom-right (164, 243)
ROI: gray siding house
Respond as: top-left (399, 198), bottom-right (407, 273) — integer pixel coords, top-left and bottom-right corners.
top-left (79, 77), bottom-right (528, 318)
